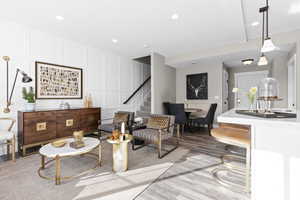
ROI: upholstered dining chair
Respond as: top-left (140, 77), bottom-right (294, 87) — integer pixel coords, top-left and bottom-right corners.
top-left (132, 114), bottom-right (179, 159)
top-left (0, 118), bottom-right (16, 162)
top-left (168, 103), bottom-right (187, 136)
top-left (189, 103), bottom-right (217, 135)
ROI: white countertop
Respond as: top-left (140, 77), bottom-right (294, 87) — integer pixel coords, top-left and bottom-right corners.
top-left (218, 109), bottom-right (300, 126)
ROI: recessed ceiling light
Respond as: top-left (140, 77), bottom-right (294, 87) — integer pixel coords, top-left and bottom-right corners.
top-left (56, 16), bottom-right (64, 20)
top-left (112, 38), bottom-right (118, 43)
top-left (251, 21), bottom-right (260, 26)
top-left (191, 62), bottom-right (198, 65)
top-left (143, 44), bottom-right (149, 48)
top-left (242, 59), bottom-right (254, 65)
top-left (171, 13), bottom-right (179, 20)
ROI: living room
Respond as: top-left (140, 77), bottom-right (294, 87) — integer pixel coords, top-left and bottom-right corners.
top-left (1, 1), bottom-right (300, 200)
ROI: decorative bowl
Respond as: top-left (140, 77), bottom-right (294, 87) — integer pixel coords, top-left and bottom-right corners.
top-left (52, 140), bottom-right (67, 148)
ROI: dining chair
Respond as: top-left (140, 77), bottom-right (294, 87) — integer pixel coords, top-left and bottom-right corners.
top-left (0, 118), bottom-right (16, 162)
top-left (189, 103), bottom-right (217, 135)
top-left (168, 103), bottom-right (187, 136)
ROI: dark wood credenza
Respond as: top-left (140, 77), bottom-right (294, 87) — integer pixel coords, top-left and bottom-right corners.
top-left (18, 107), bottom-right (101, 156)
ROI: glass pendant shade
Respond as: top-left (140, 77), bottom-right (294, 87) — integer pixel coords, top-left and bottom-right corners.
top-left (258, 54), bottom-right (268, 66)
top-left (261, 38), bottom-right (279, 53)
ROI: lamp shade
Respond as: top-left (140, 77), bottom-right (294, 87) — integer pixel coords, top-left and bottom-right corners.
top-left (258, 54), bottom-right (268, 66)
top-left (19, 70), bottom-right (32, 83)
top-left (261, 38), bottom-right (279, 53)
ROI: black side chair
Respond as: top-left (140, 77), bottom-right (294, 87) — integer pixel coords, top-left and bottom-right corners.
top-left (168, 103), bottom-right (187, 136)
top-left (163, 102), bottom-right (171, 115)
top-left (189, 103), bottom-right (217, 135)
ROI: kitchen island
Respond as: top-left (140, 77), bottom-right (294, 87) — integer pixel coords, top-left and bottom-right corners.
top-left (218, 109), bottom-right (300, 200)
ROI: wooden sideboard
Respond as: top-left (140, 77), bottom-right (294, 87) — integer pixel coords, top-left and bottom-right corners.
top-left (18, 107), bottom-right (101, 156)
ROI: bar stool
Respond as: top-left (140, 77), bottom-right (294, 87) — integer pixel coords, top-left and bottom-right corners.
top-left (211, 123), bottom-right (251, 193)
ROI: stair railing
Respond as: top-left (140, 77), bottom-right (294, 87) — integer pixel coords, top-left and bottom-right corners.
top-left (123, 76), bottom-right (151, 104)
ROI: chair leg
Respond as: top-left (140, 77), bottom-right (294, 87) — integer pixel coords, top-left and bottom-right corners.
top-left (7, 142), bottom-right (10, 159)
top-left (12, 136), bottom-right (16, 162)
top-left (158, 137), bottom-right (162, 159)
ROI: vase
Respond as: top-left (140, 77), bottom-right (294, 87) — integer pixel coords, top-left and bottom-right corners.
top-left (26, 103), bottom-right (36, 111)
top-left (248, 102), bottom-right (255, 112)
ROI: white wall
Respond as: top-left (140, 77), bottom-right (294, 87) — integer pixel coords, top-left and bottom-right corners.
top-left (0, 20), bottom-right (150, 154)
top-left (151, 52), bottom-right (176, 114)
top-left (176, 60), bottom-right (223, 117)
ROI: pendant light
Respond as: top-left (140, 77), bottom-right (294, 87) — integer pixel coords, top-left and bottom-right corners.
top-left (258, 11), bottom-right (268, 66)
top-left (260, 0), bottom-right (279, 53)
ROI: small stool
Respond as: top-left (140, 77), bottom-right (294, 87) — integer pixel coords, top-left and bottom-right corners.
top-left (211, 124), bottom-right (251, 193)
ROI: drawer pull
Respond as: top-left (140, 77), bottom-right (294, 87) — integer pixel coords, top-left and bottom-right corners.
top-left (36, 122), bottom-right (47, 131)
top-left (66, 119), bottom-right (74, 127)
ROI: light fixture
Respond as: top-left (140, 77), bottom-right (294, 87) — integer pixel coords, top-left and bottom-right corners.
top-left (258, 5), bottom-right (269, 66)
top-left (258, 54), bottom-right (268, 66)
top-left (251, 21), bottom-right (260, 26)
top-left (259, 0), bottom-right (279, 53)
top-left (242, 59), bottom-right (254, 65)
top-left (55, 16), bottom-right (64, 20)
top-left (261, 37), bottom-right (278, 53)
top-left (171, 13), bottom-right (179, 20)
top-left (143, 44), bottom-right (149, 48)
top-left (2, 56), bottom-right (32, 113)
top-left (112, 38), bottom-right (118, 43)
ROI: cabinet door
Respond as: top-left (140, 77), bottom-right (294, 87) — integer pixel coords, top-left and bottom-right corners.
top-left (56, 110), bottom-right (80, 138)
top-left (23, 112), bottom-right (57, 145)
top-left (80, 108), bottom-right (100, 133)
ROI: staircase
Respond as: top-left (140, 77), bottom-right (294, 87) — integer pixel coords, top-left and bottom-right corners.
top-left (136, 95), bottom-right (151, 117)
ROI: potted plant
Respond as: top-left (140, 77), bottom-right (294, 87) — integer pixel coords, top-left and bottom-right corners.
top-left (22, 87), bottom-right (36, 111)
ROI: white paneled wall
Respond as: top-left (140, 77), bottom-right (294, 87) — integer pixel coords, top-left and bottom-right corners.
top-left (0, 20), bottom-right (150, 154)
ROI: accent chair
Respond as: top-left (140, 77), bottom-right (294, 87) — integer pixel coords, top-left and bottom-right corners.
top-left (132, 114), bottom-right (179, 158)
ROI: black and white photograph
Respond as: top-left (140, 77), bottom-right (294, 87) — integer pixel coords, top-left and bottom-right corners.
top-left (186, 73), bottom-right (208, 99)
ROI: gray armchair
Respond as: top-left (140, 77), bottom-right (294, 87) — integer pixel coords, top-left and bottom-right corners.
top-left (132, 114), bottom-right (180, 159)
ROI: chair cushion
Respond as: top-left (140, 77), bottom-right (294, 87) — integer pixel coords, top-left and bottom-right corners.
top-left (147, 116), bottom-right (169, 130)
top-left (0, 131), bottom-right (14, 140)
top-left (211, 128), bottom-right (250, 147)
top-left (99, 124), bottom-right (115, 133)
top-left (133, 128), bottom-right (171, 143)
top-left (113, 113), bottom-right (129, 125)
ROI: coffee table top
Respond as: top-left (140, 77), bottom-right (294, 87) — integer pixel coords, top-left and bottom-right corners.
top-left (39, 137), bottom-right (100, 158)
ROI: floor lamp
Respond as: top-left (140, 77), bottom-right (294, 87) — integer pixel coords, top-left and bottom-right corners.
top-left (3, 56), bottom-right (33, 113)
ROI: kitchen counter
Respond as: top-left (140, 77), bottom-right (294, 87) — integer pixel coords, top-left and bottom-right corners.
top-left (217, 109), bottom-right (300, 200)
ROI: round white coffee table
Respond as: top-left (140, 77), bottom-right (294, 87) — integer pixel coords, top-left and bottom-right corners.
top-left (38, 137), bottom-right (101, 185)
top-left (107, 135), bottom-right (132, 173)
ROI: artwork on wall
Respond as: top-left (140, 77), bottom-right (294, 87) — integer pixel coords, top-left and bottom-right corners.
top-left (186, 73), bottom-right (208, 100)
top-left (35, 62), bottom-right (83, 99)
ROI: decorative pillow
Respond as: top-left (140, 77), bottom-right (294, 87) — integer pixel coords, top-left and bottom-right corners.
top-left (113, 113), bottom-right (129, 125)
top-left (147, 116), bottom-right (170, 130)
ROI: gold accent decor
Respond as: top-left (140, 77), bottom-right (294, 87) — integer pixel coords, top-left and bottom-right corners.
top-left (66, 119), bottom-right (74, 127)
top-left (71, 131), bottom-right (85, 148)
top-left (36, 122), bottom-right (47, 131)
top-left (2, 56), bottom-right (10, 61)
top-left (51, 140), bottom-right (67, 148)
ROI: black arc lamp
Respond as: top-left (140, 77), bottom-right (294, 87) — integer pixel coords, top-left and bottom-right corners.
top-left (3, 56), bottom-right (33, 113)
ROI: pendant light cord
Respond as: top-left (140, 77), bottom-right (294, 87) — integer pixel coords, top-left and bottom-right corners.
top-left (266, 0), bottom-right (269, 38)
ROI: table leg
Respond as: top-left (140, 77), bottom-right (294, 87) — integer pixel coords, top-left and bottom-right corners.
top-left (41, 155), bottom-right (45, 169)
top-left (98, 144), bottom-right (102, 166)
top-left (55, 155), bottom-right (61, 185)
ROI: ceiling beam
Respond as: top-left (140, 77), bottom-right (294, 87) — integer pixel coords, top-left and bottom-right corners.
top-left (240, 0), bottom-right (249, 42)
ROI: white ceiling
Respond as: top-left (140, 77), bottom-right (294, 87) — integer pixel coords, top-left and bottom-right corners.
top-left (0, 0), bottom-right (299, 59)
